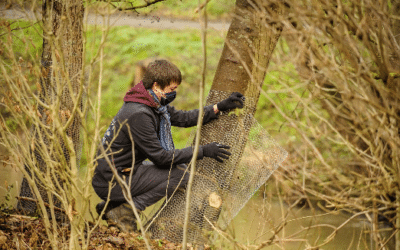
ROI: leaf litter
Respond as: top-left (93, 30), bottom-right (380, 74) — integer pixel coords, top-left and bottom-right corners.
top-left (0, 210), bottom-right (194, 249)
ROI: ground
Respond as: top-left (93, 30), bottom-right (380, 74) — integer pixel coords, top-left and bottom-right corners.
top-left (0, 210), bottom-right (201, 250)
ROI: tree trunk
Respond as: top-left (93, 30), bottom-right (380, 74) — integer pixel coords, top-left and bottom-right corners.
top-left (147, 0), bottom-right (283, 245)
top-left (17, 0), bottom-right (84, 225)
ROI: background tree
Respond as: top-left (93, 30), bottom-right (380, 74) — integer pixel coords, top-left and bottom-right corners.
top-left (1, 0), bottom-right (168, 248)
top-left (2, 0), bottom-right (86, 248)
top-left (17, 0), bottom-right (84, 218)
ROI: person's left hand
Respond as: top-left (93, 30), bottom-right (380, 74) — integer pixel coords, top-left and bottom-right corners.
top-left (217, 92), bottom-right (245, 112)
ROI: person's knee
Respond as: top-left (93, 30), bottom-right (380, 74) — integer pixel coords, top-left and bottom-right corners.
top-left (167, 164), bottom-right (189, 189)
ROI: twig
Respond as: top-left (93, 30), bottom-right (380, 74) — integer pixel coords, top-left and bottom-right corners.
top-left (16, 196), bottom-right (66, 214)
top-left (116, 0), bottom-right (166, 11)
top-left (0, 21), bottom-right (40, 38)
top-left (99, 126), bottom-right (152, 250)
top-left (181, 0), bottom-right (208, 249)
top-left (311, 211), bottom-right (368, 249)
top-left (204, 216), bottom-right (248, 250)
top-left (194, 0), bottom-right (212, 13)
top-left (144, 152), bottom-right (190, 232)
top-left (252, 200), bottom-right (306, 250)
top-left (373, 73), bottom-right (400, 80)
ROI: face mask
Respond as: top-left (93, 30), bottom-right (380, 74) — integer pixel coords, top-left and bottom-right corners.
top-left (160, 91), bottom-right (176, 106)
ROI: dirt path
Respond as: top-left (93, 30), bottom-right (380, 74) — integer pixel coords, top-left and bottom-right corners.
top-left (1, 5), bottom-right (230, 31)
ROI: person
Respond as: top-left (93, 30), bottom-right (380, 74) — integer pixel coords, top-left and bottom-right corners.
top-left (92, 59), bottom-right (244, 232)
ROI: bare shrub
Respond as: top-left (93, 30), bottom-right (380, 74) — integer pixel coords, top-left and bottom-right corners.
top-left (0, 1), bottom-right (114, 248)
top-left (251, 0), bottom-right (400, 249)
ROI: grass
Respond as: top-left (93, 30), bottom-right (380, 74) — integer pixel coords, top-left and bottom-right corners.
top-left (84, 24), bottom-right (227, 149)
top-left (89, 0), bottom-right (235, 21)
top-left (89, 27), bottom-right (306, 152)
top-left (140, 0), bottom-right (235, 21)
top-left (2, 18), bottom-right (305, 165)
top-left (2, 9), bottom-right (379, 250)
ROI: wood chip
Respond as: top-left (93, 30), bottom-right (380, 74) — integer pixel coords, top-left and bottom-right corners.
top-left (208, 192), bottom-right (222, 208)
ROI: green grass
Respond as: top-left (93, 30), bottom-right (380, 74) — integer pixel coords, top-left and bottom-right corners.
top-left (2, 20), bottom-right (42, 58)
top-left (85, 25), bottom-right (227, 149)
top-left (2, 18), bottom-right (305, 164)
top-left (91, 0), bottom-right (235, 21)
top-left (88, 25), bottom-right (306, 150)
top-left (0, 20), bottom-right (42, 131)
top-left (146, 0), bottom-right (235, 20)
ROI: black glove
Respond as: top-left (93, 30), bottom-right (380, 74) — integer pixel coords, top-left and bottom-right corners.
top-left (202, 142), bottom-right (231, 163)
top-left (217, 92), bottom-right (245, 112)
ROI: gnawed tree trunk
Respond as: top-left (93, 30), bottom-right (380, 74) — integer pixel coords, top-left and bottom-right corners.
top-left (17, 0), bottom-right (84, 227)
top-left (147, 0), bottom-right (284, 245)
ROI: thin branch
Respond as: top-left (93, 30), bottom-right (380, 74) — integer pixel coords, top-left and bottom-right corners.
top-left (182, 0), bottom-right (208, 248)
top-left (204, 216), bottom-right (249, 250)
top-left (114, 0), bottom-right (166, 11)
top-left (373, 73), bottom-right (400, 80)
top-left (0, 21), bottom-right (40, 38)
top-left (16, 196), bottom-right (66, 213)
top-left (98, 136), bottom-right (152, 250)
top-left (194, 0), bottom-right (212, 13)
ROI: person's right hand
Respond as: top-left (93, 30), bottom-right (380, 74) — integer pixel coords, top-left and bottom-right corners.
top-left (217, 92), bottom-right (245, 112)
top-left (202, 142), bottom-right (231, 163)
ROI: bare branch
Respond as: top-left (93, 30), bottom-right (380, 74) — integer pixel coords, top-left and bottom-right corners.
top-left (107, 0), bottom-right (166, 11)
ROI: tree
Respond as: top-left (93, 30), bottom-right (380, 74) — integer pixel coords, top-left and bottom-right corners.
top-left (4, 0), bottom-right (399, 249)
top-left (4, 0), bottom-right (85, 248)
top-left (17, 0), bottom-right (84, 216)
top-left (1, 0), bottom-right (165, 248)
top-left (145, 0), bottom-right (286, 246)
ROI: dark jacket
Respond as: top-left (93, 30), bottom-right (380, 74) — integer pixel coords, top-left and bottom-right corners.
top-left (92, 82), bottom-right (218, 188)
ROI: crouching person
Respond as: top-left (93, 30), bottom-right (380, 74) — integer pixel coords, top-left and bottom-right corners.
top-left (92, 59), bottom-right (244, 232)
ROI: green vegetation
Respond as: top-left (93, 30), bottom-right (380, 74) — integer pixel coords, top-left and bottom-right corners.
top-left (1, 20), bottom-right (42, 58)
top-left (141, 0), bottom-right (234, 20)
top-left (85, 25), bottom-right (227, 150)
top-left (85, 25), bottom-right (306, 152)
top-left (0, 20), bottom-right (42, 132)
top-left (2, 19), bottom-right (304, 160)
top-left (91, 0), bottom-right (235, 21)
top-left (2, 1), bottom-right (399, 248)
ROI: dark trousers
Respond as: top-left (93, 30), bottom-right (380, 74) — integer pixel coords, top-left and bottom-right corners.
top-left (93, 163), bottom-right (189, 211)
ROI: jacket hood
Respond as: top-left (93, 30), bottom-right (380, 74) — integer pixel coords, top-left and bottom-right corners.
top-left (123, 81), bottom-right (158, 108)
